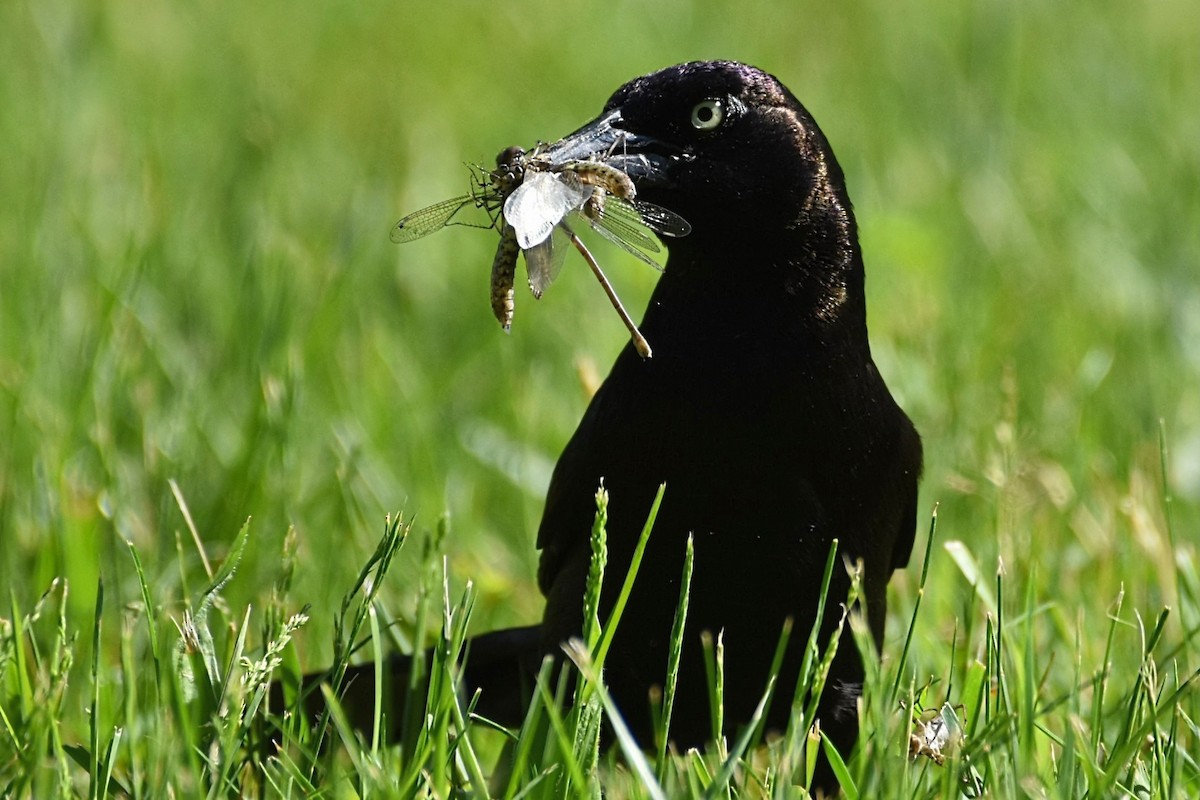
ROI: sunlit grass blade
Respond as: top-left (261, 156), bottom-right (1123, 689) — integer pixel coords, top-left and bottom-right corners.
top-left (819, 727), bottom-right (857, 800)
top-left (594, 482), bottom-right (666, 670)
top-left (313, 513), bottom-right (409, 769)
top-left (530, 665), bottom-right (592, 795)
top-left (891, 505), bottom-right (937, 703)
top-left (746, 615), bottom-right (791, 751)
top-left (563, 639), bottom-right (667, 800)
top-left (502, 656), bottom-right (557, 797)
top-left (657, 533), bottom-right (693, 776)
top-left (944, 540), bottom-right (997, 615)
top-left (701, 630), bottom-right (724, 748)
top-left (582, 483), bottom-right (609, 651)
top-left (88, 577), bottom-right (103, 800)
top-left (703, 676), bottom-right (774, 799)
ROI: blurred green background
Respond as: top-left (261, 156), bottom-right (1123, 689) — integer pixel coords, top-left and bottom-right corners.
top-left (1, 0), bottom-right (1197, 722)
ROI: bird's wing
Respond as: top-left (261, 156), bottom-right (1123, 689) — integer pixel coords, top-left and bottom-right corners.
top-left (890, 420), bottom-right (924, 571)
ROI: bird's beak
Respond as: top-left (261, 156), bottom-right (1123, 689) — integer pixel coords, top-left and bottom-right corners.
top-left (541, 109), bottom-right (686, 190)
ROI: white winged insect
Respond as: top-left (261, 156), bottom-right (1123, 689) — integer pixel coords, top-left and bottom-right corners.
top-left (391, 146), bottom-right (690, 358)
top-left (502, 155), bottom-right (690, 358)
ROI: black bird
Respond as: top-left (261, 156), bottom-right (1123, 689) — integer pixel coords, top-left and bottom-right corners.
top-left (280, 60), bottom-right (921, 774)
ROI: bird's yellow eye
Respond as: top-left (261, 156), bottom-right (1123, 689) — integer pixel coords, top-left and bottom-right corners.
top-left (690, 98), bottom-right (724, 131)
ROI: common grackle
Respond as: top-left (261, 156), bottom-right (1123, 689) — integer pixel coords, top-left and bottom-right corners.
top-left (279, 60), bottom-right (922, 777)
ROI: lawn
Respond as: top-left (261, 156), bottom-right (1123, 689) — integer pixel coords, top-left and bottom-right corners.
top-left (1, 0), bottom-right (1198, 796)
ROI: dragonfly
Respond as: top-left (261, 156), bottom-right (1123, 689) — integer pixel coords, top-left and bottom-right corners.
top-left (390, 145), bottom-right (691, 358)
top-left (501, 159), bottom-right (686, 358)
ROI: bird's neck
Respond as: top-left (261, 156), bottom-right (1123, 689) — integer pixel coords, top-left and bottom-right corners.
top-left (641, 234), bottom-right (872, 367)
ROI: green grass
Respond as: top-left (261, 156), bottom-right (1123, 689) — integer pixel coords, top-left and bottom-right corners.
top-left (2, 0), bottom-right (1198, 796)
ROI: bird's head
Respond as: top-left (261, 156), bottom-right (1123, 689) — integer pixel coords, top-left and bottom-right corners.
top-left (544, 61), bottom-right (865, 334)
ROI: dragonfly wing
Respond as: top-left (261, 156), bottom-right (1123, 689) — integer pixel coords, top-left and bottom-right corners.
top-left (582, 194), bottom-right (695, 270)
top-left (390, 196), bottom-right (474, 243)
top-left (505, 171), bottom-right (590, 250)
top-left (524, 225), bottom-right (570, 298)
top-left (591, 197), bottom-right (661, 251)
top-left (589, 220), bottom-right (665, 270)
top-left (632, 200), bottom-right (692, 238)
